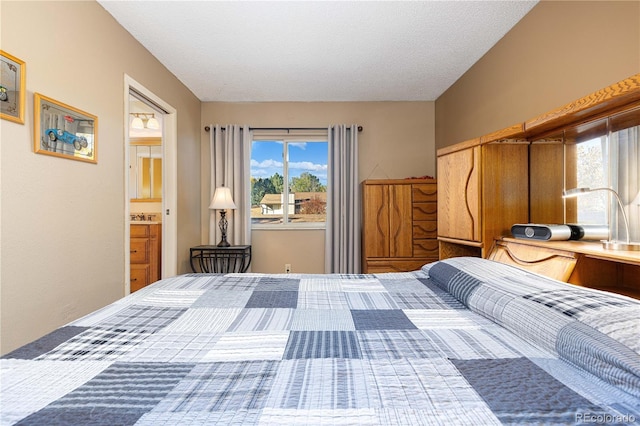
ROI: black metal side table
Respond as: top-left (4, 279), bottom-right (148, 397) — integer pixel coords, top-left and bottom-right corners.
top-left (190, 245), bottom-right (252, 273)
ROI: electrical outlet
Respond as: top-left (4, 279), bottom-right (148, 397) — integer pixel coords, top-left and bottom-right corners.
top-left (285, 263), bottom-right (291, 273)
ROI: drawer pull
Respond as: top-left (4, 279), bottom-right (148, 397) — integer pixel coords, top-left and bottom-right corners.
top-left (131, 278), bottom-right (137, 281)
top-left (131, 250), bottom-right (137, 254)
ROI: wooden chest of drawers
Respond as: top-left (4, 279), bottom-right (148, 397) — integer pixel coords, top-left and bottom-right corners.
top-left (362, 179), bottom-right (438, 273)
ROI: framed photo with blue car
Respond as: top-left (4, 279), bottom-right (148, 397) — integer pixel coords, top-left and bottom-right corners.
top-left (34, 93), bottom-right (97, 164)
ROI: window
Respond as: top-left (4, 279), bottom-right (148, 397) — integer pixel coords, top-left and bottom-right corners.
top-left (251, 133), bottom-right (328, 228)
top-left (567, 106), bottom-right (640, 241)
top-left (574, 136), bottom-right (608, 225)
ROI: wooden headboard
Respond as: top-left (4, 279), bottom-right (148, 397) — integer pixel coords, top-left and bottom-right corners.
top-left (489, 238), bottom-right (640, 300)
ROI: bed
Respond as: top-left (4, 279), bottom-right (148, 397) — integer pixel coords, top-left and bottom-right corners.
top-left (2, 257), bottom-right (639, 425)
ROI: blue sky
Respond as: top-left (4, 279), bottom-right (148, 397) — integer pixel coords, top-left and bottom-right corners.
top-left (251, 141), bottom-right (328, 185)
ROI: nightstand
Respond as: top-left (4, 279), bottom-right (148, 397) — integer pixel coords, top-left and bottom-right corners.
top-left (190, 245), bottom-right (252, 273)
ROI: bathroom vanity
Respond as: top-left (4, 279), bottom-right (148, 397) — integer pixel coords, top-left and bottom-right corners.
top-left (130, 222), bottom-right (161, 292)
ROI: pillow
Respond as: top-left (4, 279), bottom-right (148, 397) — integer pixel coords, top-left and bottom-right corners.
top-left (424, 257), bottom-right (640, 399)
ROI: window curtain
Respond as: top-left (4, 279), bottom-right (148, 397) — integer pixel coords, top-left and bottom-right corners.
top-left (610, 126), bottom-right (640, 241)
top-left (325, 125), bottom-right (360, 273)
top-left (209, 125), bottom-right (252, 246)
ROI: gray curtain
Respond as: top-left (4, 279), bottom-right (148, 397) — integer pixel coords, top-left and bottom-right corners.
top-left (325, 125), bottom-right (360, 273)
top-left (610, 126), bottom-right (639, 241)
top-left (209, 125), bottom-right (252, 246)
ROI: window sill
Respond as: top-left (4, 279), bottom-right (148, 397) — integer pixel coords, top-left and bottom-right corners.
top-left (252, 224), bottom-right (326, 231)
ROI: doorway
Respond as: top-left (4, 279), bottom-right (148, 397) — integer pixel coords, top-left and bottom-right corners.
top-left (124, 75), bottom-right (177, 294)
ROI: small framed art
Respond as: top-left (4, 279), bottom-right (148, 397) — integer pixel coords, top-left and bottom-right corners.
top-left (34, 93), bottom-right (97, 164)
top-left (0, 50), bottom-right (26, 124)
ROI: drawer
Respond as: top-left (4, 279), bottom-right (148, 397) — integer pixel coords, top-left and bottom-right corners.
top-left (413, 221), bottom-right (437, 239)
top-left (130, 239), bottom-right (149, 263)
top-left (365, 258), bottom-right (437, 273)
top-left (130, 264), bottom-right (150, 292)
top-left (412, 184), bottom-right (437, 202)
top-left (131, 224), bottom-right (150, 237)
top-left (413, 203), bottom-right (437, 221)
top-left (413, 239), bottom-right (439, 257)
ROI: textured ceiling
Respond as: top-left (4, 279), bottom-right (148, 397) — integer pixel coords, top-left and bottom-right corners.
top-left (98, 1), bottom-right (537, 102)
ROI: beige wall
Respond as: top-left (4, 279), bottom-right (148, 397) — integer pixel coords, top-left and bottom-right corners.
top-left (0, 1), bottom-right (202, 355)
top-left (201, 102), bottom-right (435, 273)
top-left (435, 0), bottom-right (640, 149)
top-left (251, 230), bottom-right (326, 274)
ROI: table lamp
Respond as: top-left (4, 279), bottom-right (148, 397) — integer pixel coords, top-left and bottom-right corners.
top-left (562, 187), bottom-right (640, 251)
top-left (209, 186), bottom-right (237, 247)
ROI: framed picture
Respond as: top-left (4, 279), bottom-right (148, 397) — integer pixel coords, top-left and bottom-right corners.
top-left (0, 50), bottom-right (26, 124)
top-left (34, 93), bottom-right (97, 164)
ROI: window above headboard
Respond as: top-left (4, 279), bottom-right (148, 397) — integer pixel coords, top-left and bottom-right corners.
top-left (529, 103), bottom-right (640, 242)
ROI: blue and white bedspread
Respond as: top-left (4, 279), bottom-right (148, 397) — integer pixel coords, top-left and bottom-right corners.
top-left (2, 257), bottom-right (639, 425)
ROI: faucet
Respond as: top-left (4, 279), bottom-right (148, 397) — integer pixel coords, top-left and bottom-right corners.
top-left (137, 213), bottom-right (146, 221)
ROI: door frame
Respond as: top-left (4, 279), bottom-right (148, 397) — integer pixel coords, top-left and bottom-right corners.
top-left (124, 75), bottom-right (177, 294)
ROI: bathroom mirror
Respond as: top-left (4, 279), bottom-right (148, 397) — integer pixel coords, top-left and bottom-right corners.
top-left (130, 138), bottom-right (162, 201)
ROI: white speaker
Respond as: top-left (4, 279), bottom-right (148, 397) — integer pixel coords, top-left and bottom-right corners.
top-left (511, 224), bottom-right (572, 241)
top-left (566, 224), bottom-right (609, 241)
top-left (511, 224), bottom-right (610, 241)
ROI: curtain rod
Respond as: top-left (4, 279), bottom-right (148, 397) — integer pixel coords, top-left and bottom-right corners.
top-left (204, 125), bottom-right (363, 132)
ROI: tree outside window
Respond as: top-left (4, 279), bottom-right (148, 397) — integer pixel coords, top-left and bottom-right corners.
top-left (251, 138), bottom-right (328, 227)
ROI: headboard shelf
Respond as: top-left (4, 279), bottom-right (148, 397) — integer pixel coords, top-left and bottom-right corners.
top-left (490, 238), bottom-right (640, 299)
top-left (438, 74), bottom-right (640, 299)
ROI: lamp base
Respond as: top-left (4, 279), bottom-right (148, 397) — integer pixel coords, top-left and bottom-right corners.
top-left (217, 209), bottom-right (230, 247)
top-left (602, 240), bottom-right (640, 251)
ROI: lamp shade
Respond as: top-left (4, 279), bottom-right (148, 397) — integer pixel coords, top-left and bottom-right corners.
top-left (131, 116), bottom-right (144, 129)
top-left (209, 187), bottom-right (237, 210)
top-left (562, 186), bottom-right (640, 250)
top-left (146, 116), bottom-right (160, 130)
top-left (562, 187), bottom-right (592, 198)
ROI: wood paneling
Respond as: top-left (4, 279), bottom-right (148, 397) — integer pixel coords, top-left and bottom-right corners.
top-left (481, 142), bottom-right (529, 253)
top-left (529, 141), bottom-right (565, 224)
top-left (437, 146), bottom-right (480, 242)
top-left (480, 123), bottom-right (526, 144)
top-left (524, 74), bottom-right (640, 136)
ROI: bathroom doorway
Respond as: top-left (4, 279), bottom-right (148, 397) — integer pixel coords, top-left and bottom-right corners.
top-left (124, 75), bottom-right (177, 294)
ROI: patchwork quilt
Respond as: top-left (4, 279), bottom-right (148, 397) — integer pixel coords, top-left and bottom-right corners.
top-left (1, 257), bottom-right (639, 425)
